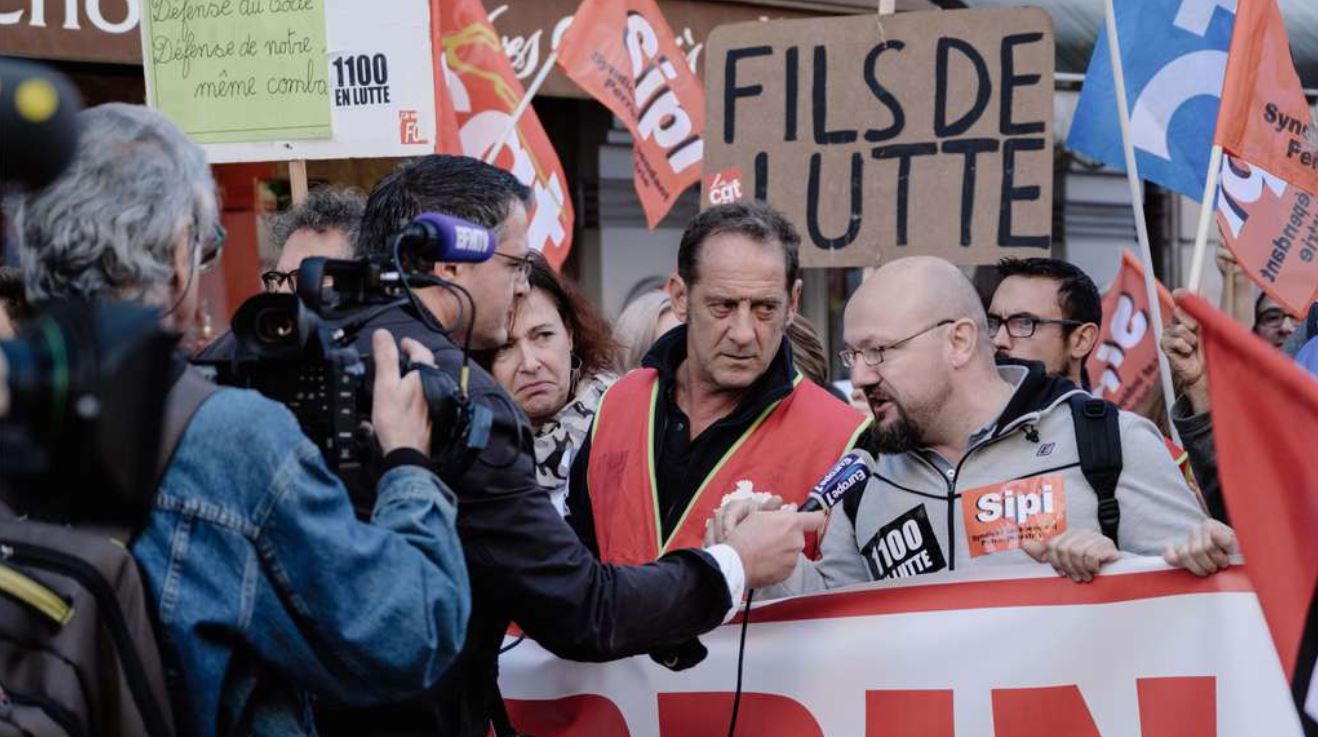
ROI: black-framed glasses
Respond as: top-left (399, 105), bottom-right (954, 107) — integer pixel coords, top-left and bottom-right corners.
top-left (492, 251), bottom-right (534, 279)
top-left (261, 269), bottom-right (298, 293)
top-left (838, 319), bottom-right (956, 368)
top-left (986, 313), bottom-right (1082, 339)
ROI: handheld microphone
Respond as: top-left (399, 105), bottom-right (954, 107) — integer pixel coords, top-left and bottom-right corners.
top-left (800, 449), bottom-right (875, 513)
top-left (396, 212), bottom-right (498, 264)
top-left (0, 58), bottom-right (81, 190)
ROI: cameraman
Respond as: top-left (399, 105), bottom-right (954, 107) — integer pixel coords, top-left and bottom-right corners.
top-left (11, 104), bottom-right (471, 737)
top-left (352, 155), bottom-right (823, 735)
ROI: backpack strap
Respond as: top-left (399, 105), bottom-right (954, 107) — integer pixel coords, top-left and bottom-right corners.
top-left (155, 365), bottom-right (218, 483)
top-left (1068, 394), bottom-right (1123, 546)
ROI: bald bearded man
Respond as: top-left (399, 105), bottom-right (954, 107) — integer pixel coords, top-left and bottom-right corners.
top-left (723, 257), bottom-right (1208, 589)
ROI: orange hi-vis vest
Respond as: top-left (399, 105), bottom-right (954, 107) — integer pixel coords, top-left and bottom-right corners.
top-left (585, 368), bottom-right (871, 565)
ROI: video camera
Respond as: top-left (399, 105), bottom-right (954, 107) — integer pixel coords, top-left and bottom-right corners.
top-left (198, 212), bottom-right (497, 514)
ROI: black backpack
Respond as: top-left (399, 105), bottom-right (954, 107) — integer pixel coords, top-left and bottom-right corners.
top-left (844, 393), bottom-right (1124, 546)
top-left (0, 367), bottom-right (216, 736)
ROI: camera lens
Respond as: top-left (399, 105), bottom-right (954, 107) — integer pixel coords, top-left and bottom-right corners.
top-left (253, 307), bottom-right (297, 346)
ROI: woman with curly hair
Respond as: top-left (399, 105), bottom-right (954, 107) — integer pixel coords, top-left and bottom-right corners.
top-left (484, 256), bottom-right (620, 512)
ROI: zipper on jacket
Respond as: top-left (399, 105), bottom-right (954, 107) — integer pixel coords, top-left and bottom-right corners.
top-left (0, 541), bottom-right (171, 737)
top-left (911, 422), bottom-right (1044, 572)
top-left (7, 687), bottom-right (91, 737)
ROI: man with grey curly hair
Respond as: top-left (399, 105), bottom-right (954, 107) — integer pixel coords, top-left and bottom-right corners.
top-left (262, 185), bottom-right (364, 293)
top-left (12, 103), bottom-right (471, 737)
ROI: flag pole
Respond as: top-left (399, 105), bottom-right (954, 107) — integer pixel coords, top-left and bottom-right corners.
top-left (484, 50), bottom-right (559, 164)
top-left (1102, 0), bottom-right (1182, 445)
top-left (1187, 145), bottom-right (1224, 292)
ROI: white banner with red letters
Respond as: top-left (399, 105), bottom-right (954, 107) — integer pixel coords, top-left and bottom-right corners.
top-left (498, 559), bottom-right (1303, 736)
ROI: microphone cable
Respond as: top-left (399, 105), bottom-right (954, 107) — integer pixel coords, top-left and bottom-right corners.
top-left (726, 588), bottom-right (754, 737)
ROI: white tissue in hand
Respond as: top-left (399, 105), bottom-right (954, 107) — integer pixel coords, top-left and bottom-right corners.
top-left (718, 480), bottom-right (773, 511)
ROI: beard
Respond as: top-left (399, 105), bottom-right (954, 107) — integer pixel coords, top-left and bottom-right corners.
top-left (871, 405), bottom-right (924, 455)
top-left (865, 388), bottom-right (930, 455)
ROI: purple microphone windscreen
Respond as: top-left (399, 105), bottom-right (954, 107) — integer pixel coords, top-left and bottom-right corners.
top-left (408, 212), bottom-right (498, 263)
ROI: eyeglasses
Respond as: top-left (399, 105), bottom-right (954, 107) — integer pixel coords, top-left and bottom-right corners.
top-left (261, 269), bottom-right (298, 293)
top-left (838, 319), bottom-right (955, 368)
top-left (198, 224), bottom-right (226, 273)
top-left (986, 313), bottom-right (1082, 339)
top-left (492, 251), bottom-right (534, 280)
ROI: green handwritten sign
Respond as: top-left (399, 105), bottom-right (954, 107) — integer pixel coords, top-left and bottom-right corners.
top-left (142, 0), bottom-right (332, 144)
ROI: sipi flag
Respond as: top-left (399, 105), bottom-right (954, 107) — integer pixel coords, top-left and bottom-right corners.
top-left (1179, 292), bottom-right (1318, 734)
top-left (1067, 0), bottom-right (1235, 201)
top-left (430, 0), bottom-right (574, 270)
top-left (555, 0), bottom-right (704, 229)
top-left (1212, 0), bottom-right (1318, 318)
top-left (1085, 249), bottom-right (1175, 412)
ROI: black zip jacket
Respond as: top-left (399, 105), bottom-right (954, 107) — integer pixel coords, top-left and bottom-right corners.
top-left (334, 305), bottom-right (732, 736)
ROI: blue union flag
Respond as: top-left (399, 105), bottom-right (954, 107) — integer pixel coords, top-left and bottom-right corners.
top-left (1067, 0), bottom-right (1237, 200)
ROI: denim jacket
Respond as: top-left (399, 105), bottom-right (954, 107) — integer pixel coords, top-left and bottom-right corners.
top-left (131, 387), bottom-right (470, 737)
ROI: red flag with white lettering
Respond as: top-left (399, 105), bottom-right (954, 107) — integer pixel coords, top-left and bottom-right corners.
top-left (1212, 0), bottom-right (1318, 317)
top-left (1179, 292), bottom-right (1318, 732)
top-left (1085, 249), bottom-right (1175, 411)
top-left (555, 0), bottom-right (705, 228)
top-left (431, 0), bottom-right (574, 269)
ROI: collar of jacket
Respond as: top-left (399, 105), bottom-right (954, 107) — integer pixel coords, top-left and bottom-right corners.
top-left (641, 325), bottom-right (798, 427)
top-left (986, 357), bottom-right (1087, 439)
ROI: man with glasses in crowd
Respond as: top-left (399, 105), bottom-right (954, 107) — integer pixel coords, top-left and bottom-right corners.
top-left (260, 186), bottom-right (365, 293)
top-left (987, 257), bottom-right (1100, 391)
top-left (712, 256), bottom-right (1210, 593)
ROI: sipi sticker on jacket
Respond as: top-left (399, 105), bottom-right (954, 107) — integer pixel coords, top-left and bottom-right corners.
top-left (961, 475), bottom-right (1067, 557)
top-left (861, 504), bottom-right (946, 580)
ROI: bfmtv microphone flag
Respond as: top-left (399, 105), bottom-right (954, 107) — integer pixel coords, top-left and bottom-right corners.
top-left (431, 0), bottom-right (575, 270)
top-left (1212, 0), bottom-right (1318, 318)
top-left (1067, 0), bottom-right (1236, 201)
top-left (556, 0), bottom-right (705, 229)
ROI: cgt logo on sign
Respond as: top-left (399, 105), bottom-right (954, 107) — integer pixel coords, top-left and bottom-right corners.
top-left (704, 167), bottom-right (745, 206)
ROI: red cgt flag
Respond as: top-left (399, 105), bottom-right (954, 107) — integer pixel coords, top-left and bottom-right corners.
top-left (556, 0), bottom-right (704, 228)
top-left (430, 0), bottom-right (574, 270)
top-left (1085, 249), bottom-right (1175, 412)
top-left (1179, 292), bottom-right (1318, 733)
top-left (1212, 0), bottom-right (1318, 317)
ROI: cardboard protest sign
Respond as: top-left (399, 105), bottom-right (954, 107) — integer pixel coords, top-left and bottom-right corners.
top-left (145, 1), bottom-right (441, 163)
top-left (703, 8), bottom-right (1054, 267)
top-left (141, 0), bottom-right (332, 144)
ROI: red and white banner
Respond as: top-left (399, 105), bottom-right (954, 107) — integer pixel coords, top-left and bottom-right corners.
top-left (499, 560), bottom-right (1303, 736)
top-left (1212, 0), bottom-right (1318, 317)
top-left (431, 0), bottom-right (574, 269)
top-left (556, 0), bottom-right (705, 228)
top-left (1085, 249), bottom-right (1175, 412)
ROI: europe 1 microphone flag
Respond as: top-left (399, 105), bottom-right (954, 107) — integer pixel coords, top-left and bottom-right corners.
top-left (800, 449), bottom-right (875, 513)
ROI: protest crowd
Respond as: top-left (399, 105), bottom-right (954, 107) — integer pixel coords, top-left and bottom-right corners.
top-left (1, 0), bottom-right (1317, 735)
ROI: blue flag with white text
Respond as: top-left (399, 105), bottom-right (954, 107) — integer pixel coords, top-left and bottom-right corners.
top-left (1067, 0), bottom-right (1237, 200)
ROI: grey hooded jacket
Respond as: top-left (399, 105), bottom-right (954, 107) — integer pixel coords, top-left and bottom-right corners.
top-left (766, 363), bottom-right (1208, 597)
